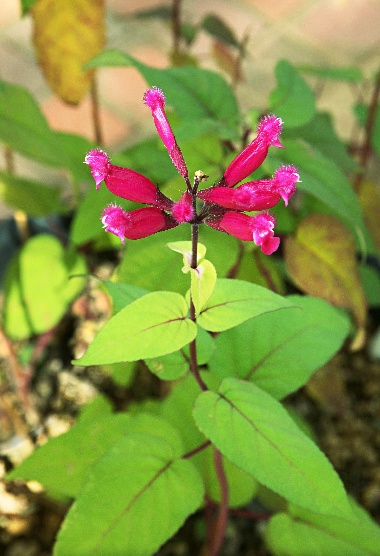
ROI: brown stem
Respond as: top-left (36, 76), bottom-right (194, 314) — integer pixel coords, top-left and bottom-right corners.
top-left (353, 67), bottom-right (380, 192)
top-left (90, 75), bottom-right (104, 145)
top-left (171, 0), bottom-right (182, 56)
top-left (208, 449), bottom-right (229, 556)
top-left (4, 146), bottom-right (15, 174)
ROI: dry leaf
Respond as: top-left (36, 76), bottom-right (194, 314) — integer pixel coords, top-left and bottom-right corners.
top-left (284, 214), bottom-right (367, 348)
top-left (31, 0), bottom-right (105, 104)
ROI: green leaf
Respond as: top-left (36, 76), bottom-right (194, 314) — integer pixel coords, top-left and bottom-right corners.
top-left (280, 138), bottom-right (365, 235)
top-left (167, 241), bottom-right (217, 314)
top-left (298, 65), bottom-right (363, 82)
top-left (133, 5), bottom-right (171, 20)
top-left (208, 295), bottom-right (351, 399)
top-left (285, 498), bottom-right (380, 555)
top-left (20, 236), bottom-right (86, 333)
top-left (75, 291), bottom-right (197, 365)
top-left (201, 14), bottom-right (240, 48)
top-left (4, 235), bottom-right (86, 337)
top-left (198, 226), bottom-right (240, 277)
top-left (193, 378), bottom-right (352, 517)
top-left (54, 433), bottom-right (204, 556)
top-left (197, 278), bottom-right (295, 332)
top-left (7, 413), bottom-right (131, 499)
top-left (0, 80), bottom-right (66, 168)
top-left (145, 326), bottom-right (215, 380)
top-left (0, 172), bottom-right (65, 216)
top-left (101, 361), bottom-right (137, 386)
top-left (265, 513), bottom-right (367, 556)
top-left (117, 227), bottom-right (190, 293)
top-left (86, 50), bottom-right (240, 129)
top-left (21, 0), bottom-right (38, 15)
top-left (283, 112), bottom-right (357, 173)
top-left (117, 138), bottom-right (178, 184)
top-left (102, 280), bottom-right (149, 312)
top-left (55, 131), bottom-right (95, 183)
top-left (193, 445), bottom-right (257, 508)
top-left (3, 256), bottom-right (33, 340)
top-left (355, 103), bottom-right (380, 158)
top-left (7, 413), bottom-right (183, 500)
top-left (269, 60), bottom-right (316, 127)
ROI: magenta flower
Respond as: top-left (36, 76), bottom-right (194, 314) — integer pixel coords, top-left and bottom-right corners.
top-left (143, 87), bottom-right (188, 179)
top-left (101, 204), bottom-right (176, 242)
top-left (221, 115), bottom-right (283, 187)
top-left (84, 86), bottom-right (298, 255)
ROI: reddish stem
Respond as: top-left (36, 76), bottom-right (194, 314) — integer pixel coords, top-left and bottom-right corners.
top-left (208, 449), bottom-right (229, 556)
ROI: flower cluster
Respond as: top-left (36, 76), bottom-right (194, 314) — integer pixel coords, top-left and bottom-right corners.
top-left (85, 87), bottom-right (299, 255)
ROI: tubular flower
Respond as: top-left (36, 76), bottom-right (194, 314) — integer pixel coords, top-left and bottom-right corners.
top-left (84, 86), bottom-right (298, 254)
top-left (101, 204), bottom-right (176, 243)
top-left (205, 211), bottom-right (280, 255)
top-left (143, 87), bottom-right (188, 179)
top-left (221, 115), bottom-right (283, 187)
top-left (85, 149), bottom-right (173, 211)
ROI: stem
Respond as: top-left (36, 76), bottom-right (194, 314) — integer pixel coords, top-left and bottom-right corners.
top-left (182, 440), bottom-right (210, 459)
top-left (353, 67), bottom-right (380, 192)
top-left (189, 223), bottom-right (208, 391)
top-left (90, 75), bottom-right (104, 146)
top-left (4, 146), bottom-right (15, 173)
top-left (209, 449), bottom-right (229, 556)
top-left (171, 0), bottom-right (182, 58)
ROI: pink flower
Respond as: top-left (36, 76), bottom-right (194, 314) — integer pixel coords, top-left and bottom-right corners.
top-left (172, 191), bottom-right (194, 223)
top-left (85, 148), bottom-right (173, 211)
top-left (143, 87), bottom-right (188, 179)
top-left (271, 165), bottom-right (300, 206)
top-left (101, 204), bottom-right (177, 243)
top-left (205, 211), bottom-right (280, 255)
top-left (222, 115), bottom-right (283, 187)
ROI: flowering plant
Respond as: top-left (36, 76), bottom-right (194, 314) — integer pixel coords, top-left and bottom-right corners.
top-left (85, 87), bottom-right (299, 257)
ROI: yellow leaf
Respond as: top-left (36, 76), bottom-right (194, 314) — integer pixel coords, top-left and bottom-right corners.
top-left (31, 0), bottom-right (105, 105)
top-left (284, 214), bottom-right (367, 347)
top-left (358, 179), bottom-right (380, 252)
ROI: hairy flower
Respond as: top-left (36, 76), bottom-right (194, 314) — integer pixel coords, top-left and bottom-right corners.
top-left (85, 87), bottom-right (298, 254)
top-left (222, 115), bottom-right (283, 187)
top-left (143, 87), bottom-right (188, 179)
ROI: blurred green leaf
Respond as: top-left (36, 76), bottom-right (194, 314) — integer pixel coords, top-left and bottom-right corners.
top-left (354, 103), bottom-right (380, 158)
top-left (0, 171), bottom-right (65, 216)
top-left (269, 60), bottom-right (316, 127)
top-left (298, 65), bottom-right (363, 82)
top-left (201, 14), bottom-right (240, 48)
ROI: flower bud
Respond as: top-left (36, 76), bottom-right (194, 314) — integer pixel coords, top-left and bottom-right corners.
top-left (171, 191), bottom-right (194, 223)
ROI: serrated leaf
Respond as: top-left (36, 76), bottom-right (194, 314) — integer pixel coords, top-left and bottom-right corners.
top-left (53, 433), bottom-right (204, 556)
top-left (208, 295), bottom-right (351, 399)
top-left (193, 378), bottom-right (352, 517)
top-left (284, 214), bottom-right (367, 335)
top-left (197, 278), bottom-right (295, 332)
top-left (0, 171), bottom-right (65, 216)
top-left (269, 60), bottom-right (316, 127)
top-left (86, 50), bottom-right (240, 130)
top-left (31, 0), bottom-right (105, 104)
top-left (201, 14), bottom-right (240, 48)
top-left (75, 291), bottom-right (197, 365)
